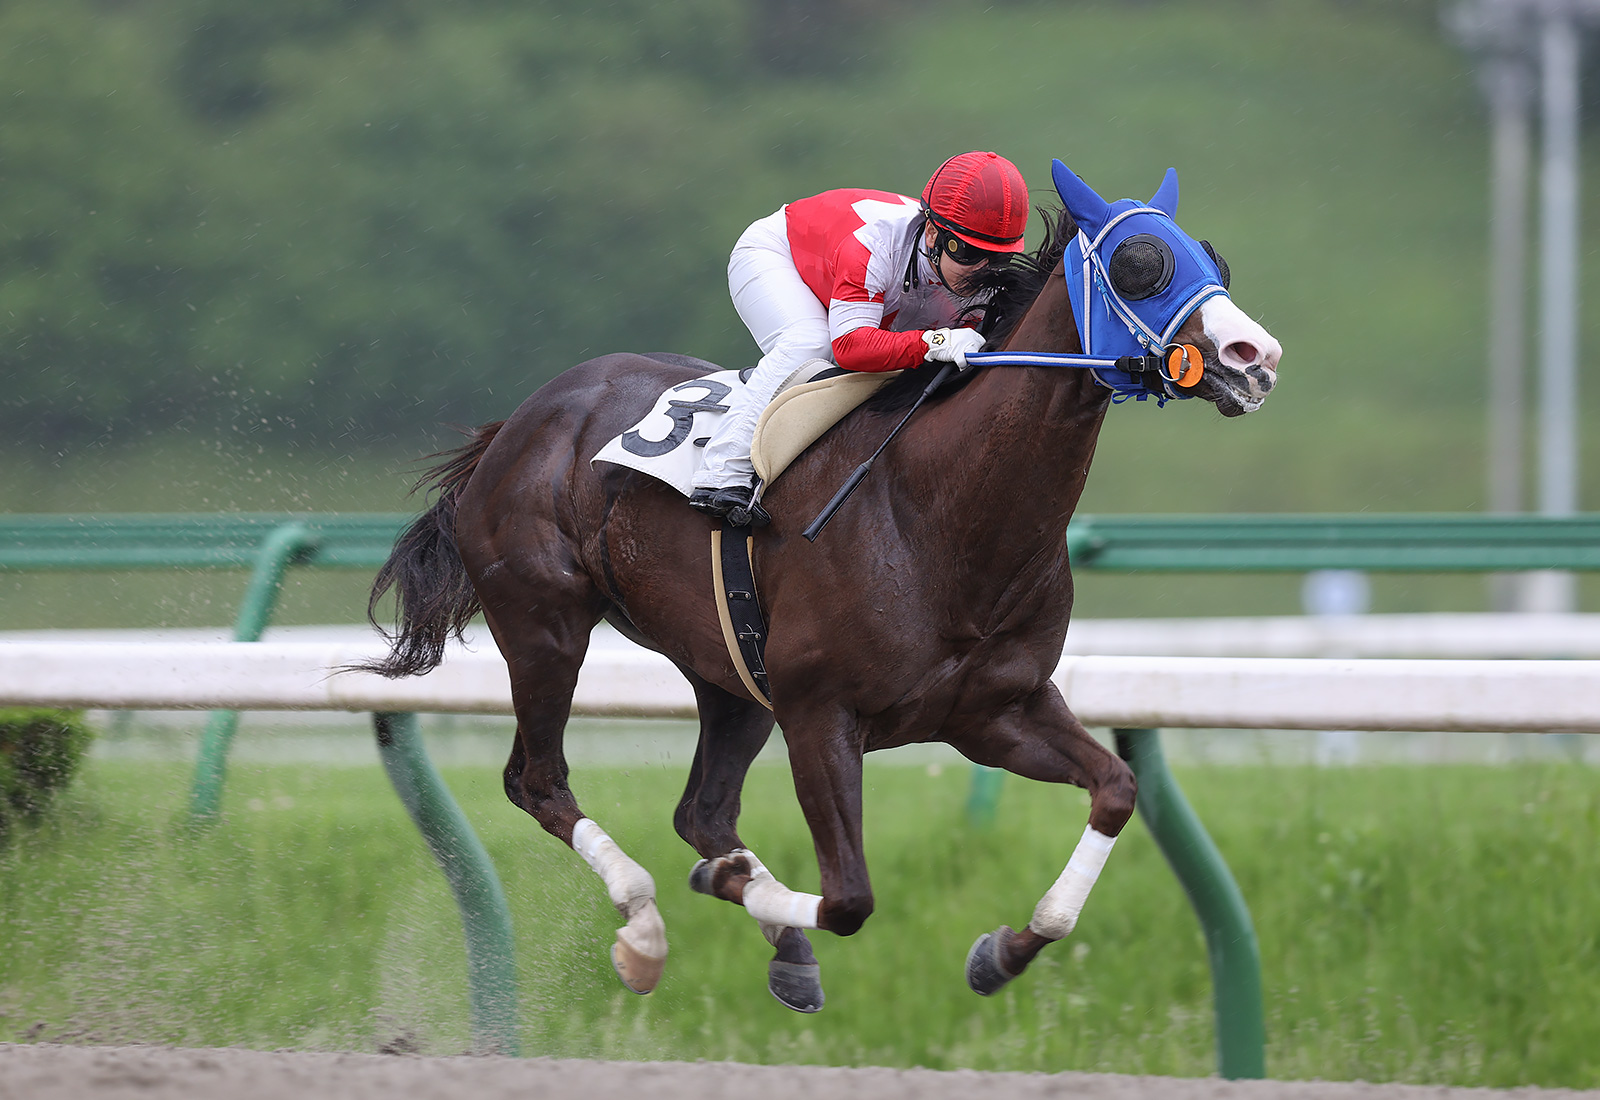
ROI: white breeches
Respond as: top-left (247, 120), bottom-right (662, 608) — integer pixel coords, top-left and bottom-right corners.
top-left (694, 209), bottom-right (833, 490)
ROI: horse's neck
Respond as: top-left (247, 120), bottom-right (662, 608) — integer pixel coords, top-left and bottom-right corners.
top-left (999, 261), bottom-right (1084, 360)
top-left (876, 270), bottom-right (1100, 626)
top-left (897, 270), bottom-right (1109, 586)
top-left (963, 270), bottom-right (1108, 518)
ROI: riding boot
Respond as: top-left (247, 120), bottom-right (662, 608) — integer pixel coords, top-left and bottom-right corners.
top-left (688, 485), bottom-right (771, 527)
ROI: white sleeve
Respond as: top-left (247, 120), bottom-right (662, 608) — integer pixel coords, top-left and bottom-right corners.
top-left (827, 298), bottom-right (887, 341)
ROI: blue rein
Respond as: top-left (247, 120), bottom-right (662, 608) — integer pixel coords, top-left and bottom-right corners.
top-left (962, 348), bottom-right (1195, 404)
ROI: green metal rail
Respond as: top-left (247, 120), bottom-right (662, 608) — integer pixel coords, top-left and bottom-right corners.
top-left (9, 510), bottom-right (1600, 1075)
top-left (1117, 729), bottom-right (1263, 1079)
top-left (1066, 512), bottom-right (1600, 572)
top-left (0, 512), bottom-right (411, 570)
top-left (189, 521), bottom-right (320, 819)
top-left (8, 510), bottom-right (1600, 572)
top-left (375, 712), bottom-right (520, 1055)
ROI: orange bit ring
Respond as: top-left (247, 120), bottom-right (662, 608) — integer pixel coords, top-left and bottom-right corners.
top-left (1164, 343), bottom-right (1204, 388)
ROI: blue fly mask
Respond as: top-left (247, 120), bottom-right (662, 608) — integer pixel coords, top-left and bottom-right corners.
top-left (1053, 159), bottom-right (1231, 402)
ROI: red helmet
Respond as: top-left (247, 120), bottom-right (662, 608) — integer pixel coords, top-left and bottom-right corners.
top-left (920, 151), bottom-right (1029, 254)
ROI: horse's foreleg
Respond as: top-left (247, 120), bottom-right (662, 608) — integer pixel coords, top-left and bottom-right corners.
top-left (950, 682), bottom-right (1136, 996)
top-left (689, 847), bottom-right (825, 1011)
top-left (699, 709), bottom-right (870, 937)
top-left (672, 673), bottom-right (776, 856)
top-left (673, 675), bottom-right (823, 1011)
top-left (697, 709), bottom-right (872, 936)
top-left (686, 706), bottom-right (866, 1010)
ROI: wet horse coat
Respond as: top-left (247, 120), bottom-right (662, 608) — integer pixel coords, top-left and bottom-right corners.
top-left (366, 161), bottom-right (1282, 1007)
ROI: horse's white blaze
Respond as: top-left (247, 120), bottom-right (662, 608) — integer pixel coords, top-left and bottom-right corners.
top-left (1200, 297), bottom-right (1280, 411)
top-left (1028, 824), bottom-right (1117, 940)
top-left (572, 818), bottom-right (667, 960)
top-left (733, 848), bottom-right (823, 929)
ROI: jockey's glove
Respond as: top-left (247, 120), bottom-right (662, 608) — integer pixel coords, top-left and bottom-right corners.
top-left (922, 327), bottom-right (986, 371)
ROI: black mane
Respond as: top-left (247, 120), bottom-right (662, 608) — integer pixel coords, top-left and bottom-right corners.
top-left (960, 203), bottom-right (1076, 344)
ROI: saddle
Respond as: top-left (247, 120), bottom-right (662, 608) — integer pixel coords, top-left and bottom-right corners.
top-left (750, 364), bottom-right (903, 487)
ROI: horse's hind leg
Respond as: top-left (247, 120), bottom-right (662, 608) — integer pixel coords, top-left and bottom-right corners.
top-left (948, 682), bottom-right (1137, 996)
top-left (674, 673), bottom-right (825, 1013)
top-left (486, 575), bottom-right (669, 995)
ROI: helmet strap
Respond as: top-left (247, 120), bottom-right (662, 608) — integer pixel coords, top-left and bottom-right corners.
top-left (917, 217), bottom-right (958, 291)
top-left (904, 215), bottom-right (928, 292)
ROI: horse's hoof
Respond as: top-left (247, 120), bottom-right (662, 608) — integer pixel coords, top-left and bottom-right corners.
top-left (768, 959), bottom-right (824, 1013)
top-left (610, 900), bottom-right (668, 994)
top-left (611, 933), bottom-right (666, 995)
top-left (965, 928), bottom-right (1020, 996)
top-left (688, 858), bottom-right (715, 896)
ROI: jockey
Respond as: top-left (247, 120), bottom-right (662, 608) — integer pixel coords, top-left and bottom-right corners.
top-left (689, 150), bottom-right (1029, 523)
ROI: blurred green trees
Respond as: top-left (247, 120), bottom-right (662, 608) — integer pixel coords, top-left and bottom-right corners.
top-left (3, 0), bottom-right (1588, 463)
top-left (2, 0), bottom-right (811, 441)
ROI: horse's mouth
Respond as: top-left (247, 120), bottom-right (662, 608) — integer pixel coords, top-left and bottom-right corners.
top-left (1205, 361), bottom-right (1274, 417)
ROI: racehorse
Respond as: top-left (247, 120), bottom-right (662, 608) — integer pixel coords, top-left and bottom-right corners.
top-left (364, 160), bottom-right (1282, 1012)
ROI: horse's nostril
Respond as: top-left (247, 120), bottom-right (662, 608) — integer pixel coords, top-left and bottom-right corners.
top-left (1224, 341), bottom-right (1260, 366)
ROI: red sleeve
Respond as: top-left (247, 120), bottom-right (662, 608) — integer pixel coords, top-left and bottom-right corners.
top-left (831, 326), bottom-right (929, 372)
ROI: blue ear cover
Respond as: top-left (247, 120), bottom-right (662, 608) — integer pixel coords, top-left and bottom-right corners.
top-left (1149, 167), bottom-right (1179, 217)
top-left (1051, 159), bottom-right (1110, 237)
top-left (1056, 159), bottom-right (1228, 367)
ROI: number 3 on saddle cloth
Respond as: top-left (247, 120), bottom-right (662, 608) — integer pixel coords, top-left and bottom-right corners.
top-left (592, 359), bottom-right (901, 498)
top-left (593, 359), bottom-right (905, 709)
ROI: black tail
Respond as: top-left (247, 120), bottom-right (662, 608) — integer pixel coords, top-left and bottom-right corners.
top-left (359, 421), bottom-right (504, 678)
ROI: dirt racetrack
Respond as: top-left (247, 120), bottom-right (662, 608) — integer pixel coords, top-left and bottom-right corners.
top-left (4, 1045), bottom-right (1599, 1100)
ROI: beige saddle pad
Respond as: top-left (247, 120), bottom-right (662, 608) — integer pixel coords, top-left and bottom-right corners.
top-left (751, 365), bottom-right (904, 486)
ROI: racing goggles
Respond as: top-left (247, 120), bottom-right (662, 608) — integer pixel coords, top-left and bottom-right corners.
top-left (935, 229), bottom-right (1004, 267)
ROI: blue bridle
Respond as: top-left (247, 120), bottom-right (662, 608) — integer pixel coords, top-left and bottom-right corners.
top-left (965, 159), bottom-right (1232, 404)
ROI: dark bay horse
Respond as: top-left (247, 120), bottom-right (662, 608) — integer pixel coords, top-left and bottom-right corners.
top-left (365, 161), bottom-right (1281, 1011)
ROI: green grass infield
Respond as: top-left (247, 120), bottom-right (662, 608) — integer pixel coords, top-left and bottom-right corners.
top-left (2, 752), bottom-right (1596, 1088)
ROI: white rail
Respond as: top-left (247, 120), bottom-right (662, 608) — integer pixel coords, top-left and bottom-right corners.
top-left (1, 640), bottom-right (1597, 734)
top-left (1061, 612), bottom-right (1600, 658)
top-left (13, 612), bottom-right (1600, 658)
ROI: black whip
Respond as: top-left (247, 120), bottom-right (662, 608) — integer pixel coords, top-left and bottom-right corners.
top-left (802, 362), bottom-right (957, 542)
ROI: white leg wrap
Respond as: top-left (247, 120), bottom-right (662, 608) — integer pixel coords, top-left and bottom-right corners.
top-left (572, 819), bottom-right (666, 988)
top-left (734, 848), bottom-right (822, 930)
top-left (1028, 824), bottom-right (1117, 941)
top-left (573, 819), bottom-right (658, 919)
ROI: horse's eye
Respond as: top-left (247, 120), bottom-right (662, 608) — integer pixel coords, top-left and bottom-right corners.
top-left (1107, 234), bottom-right (1174, 301)
top-left (1200, 240), bottom-right (1231, 290)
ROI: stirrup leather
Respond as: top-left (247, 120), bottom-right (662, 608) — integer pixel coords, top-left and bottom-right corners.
top-left (710, 522), bottom-right (772, 709)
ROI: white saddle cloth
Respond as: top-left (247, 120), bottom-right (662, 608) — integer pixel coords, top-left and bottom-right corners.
top-left (592, 360), bottom-right (902, 497)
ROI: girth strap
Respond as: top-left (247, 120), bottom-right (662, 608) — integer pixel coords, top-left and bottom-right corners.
top-left (710, 522), bottom-right (773, 710)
